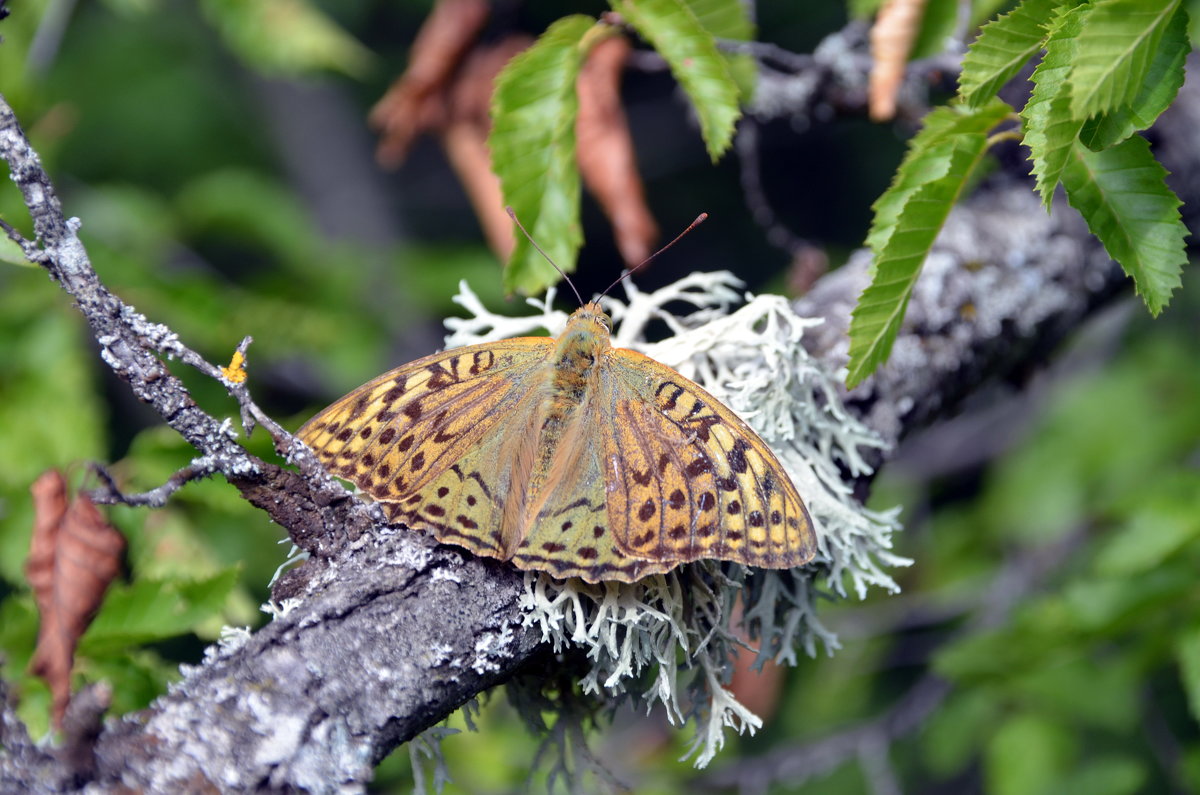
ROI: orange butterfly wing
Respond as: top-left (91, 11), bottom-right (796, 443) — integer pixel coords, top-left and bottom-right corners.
top-left (598, 348), bottom-right (816, 570)
top-left (298, 338), bottom-right (552, 559)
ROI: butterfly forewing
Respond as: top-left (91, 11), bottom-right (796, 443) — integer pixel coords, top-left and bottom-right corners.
top-left (298, 338), bottom-right (553, 560)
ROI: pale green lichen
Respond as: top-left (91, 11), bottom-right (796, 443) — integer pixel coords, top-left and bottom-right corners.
top-left (446, 273), bottom-right (907, 772)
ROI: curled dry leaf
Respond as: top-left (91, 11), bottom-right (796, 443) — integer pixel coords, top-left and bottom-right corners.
top-left (785, 243), bottom-right (830, 296)
top-left (372, 4), bottom-right (660, 269)
top-left (869, 0), bottom-right (928, 122)
top-left (27, 470), bottom-right (125, 728)
top-left (577, 34), bottom-right (659, 267)
top-left (443, 35), bottom-right (535, 260)
top-left (370, 0), bottom-right (491, 167)
top-left (726, 599), bottom-right (785, 723)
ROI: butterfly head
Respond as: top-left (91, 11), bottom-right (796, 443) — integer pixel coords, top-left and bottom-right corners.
top-left (563, 301), bottom-right (612, 341)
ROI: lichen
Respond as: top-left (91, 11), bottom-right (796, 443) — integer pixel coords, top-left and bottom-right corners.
top-left (447, 274), bottom-right (908, 770)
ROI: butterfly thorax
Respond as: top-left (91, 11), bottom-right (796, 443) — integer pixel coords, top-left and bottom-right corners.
top-left (498, 304), bottom-right (612, 554)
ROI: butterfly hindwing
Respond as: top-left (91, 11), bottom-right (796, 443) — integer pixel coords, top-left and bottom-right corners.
top-left (510, 388), bottom-right (670, 583)
top-left (600, 349), bottom-right (816, 570)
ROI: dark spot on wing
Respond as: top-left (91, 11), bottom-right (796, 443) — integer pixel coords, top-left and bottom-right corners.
top-left (727, 439), bottom-right (750, 474)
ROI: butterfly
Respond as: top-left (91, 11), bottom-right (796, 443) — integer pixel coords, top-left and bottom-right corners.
top-left (297, 298), bottom-right (817, 583)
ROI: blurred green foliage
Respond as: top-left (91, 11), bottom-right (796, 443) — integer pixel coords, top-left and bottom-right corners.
top-left (0, 1), bottom-right (1197, 793)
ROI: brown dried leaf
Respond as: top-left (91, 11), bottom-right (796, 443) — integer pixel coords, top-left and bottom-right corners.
top-left (727, 598), bottom-right (785, 723)
top-left (27, 471), bottom-right (125, 728)
top-left (576, 35), bottom-right (659, 267)
top-left (440, 35), bottom-right (534, 261)
top-left (785, 244), bottom-right (830, 296)
top-left (370, 0), bottom-right (491, 167)
top-left (869, 0), bottom-right (928, 122)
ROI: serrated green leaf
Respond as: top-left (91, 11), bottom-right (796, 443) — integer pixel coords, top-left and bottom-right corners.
top-left (78, 567), bottom-right (240, 652)
top-left (1070, 0), bottom-right (1180, 119)
top-left (959, 0), bottom-right (1060, 108)
top-left (1021, 4), bottom-right (1088, 207)
top-left (683, 0), bottom-right (757, 100)
top-left (490, 15), bottom-right (596, 296)
top-left (846, 99), bottom-right (1012, 387)
top-left (615, 0), bottom-right (741, 161)
top-left (1079, 4), bottom-right (1189, 151)
top-left (866, 99), bottom-right (1013, 254)
top-left (1061, 135), bottom-right (1185, 316)
top-left (1178, 625), bottom-right (1200, 723)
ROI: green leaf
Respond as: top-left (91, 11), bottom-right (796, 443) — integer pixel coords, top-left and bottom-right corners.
top-left (615, 0), bottom-right (741, 160)
top-left (1057, 756), bottom-right (1147, 795)
top-left (985, 712), bottom-right (1074, 795)
top-left (959, 0), bottom-right (1060, 108)
top-left (922, 689), bottom-right (1002, 775)
top-left (1070, 0), bottom-right (1181, 119)
top-left (846, 99), bottom-right (1012, 387)
top-left (682, 0), bottom-right (757, 100)
top-left (1061, 135), bottom-right (1186, 316)
top-left (490, 15), bottom-right (596, 296)
top-left (1178, 625), bottom-right (1200, 723)
top-left (910, 0), bottom-right (960, 61)
top-left (1079, 4), bottom-right (1190, 151)
top-left (78, 567), bottom-right (240, 652)
top-left (1021, 4), bottom-right (1088, 207)
top-left (1094, 472), bottom-right (1200, 577)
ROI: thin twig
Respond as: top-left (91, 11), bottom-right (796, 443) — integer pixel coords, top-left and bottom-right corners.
top-left (87, 459), bottom-right (219, 508)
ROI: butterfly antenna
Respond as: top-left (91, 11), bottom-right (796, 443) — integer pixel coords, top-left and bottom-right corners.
top-left (599, 213), bottom-right (708, 299)
top-left (506, 206), bottom-right (585, 306)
